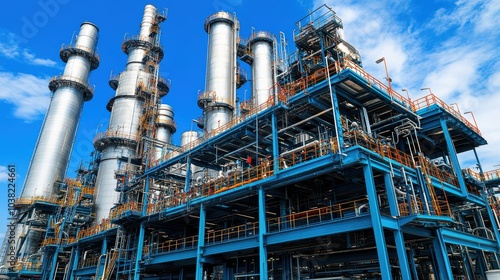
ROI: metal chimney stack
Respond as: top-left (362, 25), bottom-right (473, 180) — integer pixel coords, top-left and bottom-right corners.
top-left (10, 22), bottom-right (99, 265)
top-left (248, 31), bottom-right (274, 108)
top-left (198, 12), bottom-right (239, 133)
top-left (93, 4), bottom-right (168, 221)
top-left (21, 22), bottom-right (99, 199)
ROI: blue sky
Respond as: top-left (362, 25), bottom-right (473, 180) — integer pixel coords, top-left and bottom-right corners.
top-left (0, 0), bottom-right (498, 239)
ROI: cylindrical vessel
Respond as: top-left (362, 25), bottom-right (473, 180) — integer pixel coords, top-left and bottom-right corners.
top-left (203, 12), bottom-right (237, 132)
top-left (21, 22), bottom-right (99, 199)
top-left (154, 104), bottom-right (176, 160)
top-left (93, 4), bottom-right (165, 221)
top-left (249, 31), bottom-right (274, 108)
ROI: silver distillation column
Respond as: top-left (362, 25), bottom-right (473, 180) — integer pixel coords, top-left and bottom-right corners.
top-left (248, 31), bottom-right (274, 109)
top-left (198, 12), bottom-right (239, 134)
top-left (93, 4), bottom-right (168, 222)
top-left (7, 22), bottom-right (99, 266)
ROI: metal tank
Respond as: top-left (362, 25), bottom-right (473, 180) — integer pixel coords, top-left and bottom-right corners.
top-left (93, 4), bottom-right (167, 222)
top-left (21, 22), bottom-right (99, 199)
top-left (154, 104), bottom-right (176, 161)
top-left (199, 12), bottom-right (238, 133)
top-left (248, 31), bottom-right (274, 108)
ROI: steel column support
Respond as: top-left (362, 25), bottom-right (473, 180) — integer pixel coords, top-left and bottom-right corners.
top-left (330, 87), bottom-right (344, 151)
top-left (384, 173), bottom-right (411, 279)
top-left (185, 156), bottom-right (192, 192)
top-left (133, 223), bottom-right (146, 280)
top-left (272, 112), bottom-right (280, 173)
top-left (408, 246), bottom-right (419, 279)
top-left (68, 247), bottom-right (80, 280)
top-left (195, 204), bottom-right (206, 280)
top-left (440, 118), bottom-right (467, 196)
top-left (363, 160), bottom-right (392, 279)
top-left (434, 229), bottom-right (454, 279)
top-left (483, 193), bottom-right (500, 249)
top-left (383, 173), bottom-right (399, 216)
top-left (96, 238), bottom-right (107, 280)
top-left (258, 186), bottom-right (268, 280)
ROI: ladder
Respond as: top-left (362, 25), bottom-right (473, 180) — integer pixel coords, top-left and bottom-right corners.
top-left (101, 228), bottom-right (125, 279)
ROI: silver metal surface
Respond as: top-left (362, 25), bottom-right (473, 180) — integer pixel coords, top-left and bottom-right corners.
top-left (154, 104), bottom-right (175, 160)
top-left (93, 5), bottom-right (163, 221)
top-left (204, 12), bottom-right (237, 132)
top-left (249, 32), bottom-right (274, 108)
top-left (21, 22), bottom-right (99, 199)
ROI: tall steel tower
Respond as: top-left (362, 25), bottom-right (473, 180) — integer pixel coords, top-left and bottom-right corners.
top-left (6, 21), bottom-right (99, 267)
top-left (93, 4), bottom-right (169, 221)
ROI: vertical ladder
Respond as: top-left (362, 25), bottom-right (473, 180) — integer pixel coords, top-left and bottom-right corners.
top-left (101, 228), bottom-right (125, 280)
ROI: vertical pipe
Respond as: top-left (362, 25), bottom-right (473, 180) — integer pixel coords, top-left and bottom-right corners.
top-left (440, 119), bottom-right (467, 196)
top-left (258, 186), bottom-right (268, 279)
top-left (272, 112), bottom-right (280, 173)
top-left (195, 204), bottom-right (206, 280)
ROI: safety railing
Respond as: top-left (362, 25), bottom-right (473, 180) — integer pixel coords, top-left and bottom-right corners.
top-left (206, 222), bottom-right (259, 244)
top-left (419, 156), bottom-right (459, 188)
top-left (77, 219), bottom-right (115, 239)
top-left (10, 261), bottom-right (43, 272)
top-left (145, 236), bottom-right (198, 256)
top-left (78, 255), bottom-right (100, 268)
top-left (94, 129), bottom-right (139, 144)
top-left (342, 59), bottom-right (414, 110)
top-left (344, 130), bottom-right (415, 168)
top-left (41, 237), bottom-right (59, 246)
top-left (14, 196), bottom-right (60, 207)
top-left (412, 94), bottom-right (481, 135)
top-left (109, 201), bottom-right (143, 220)
top-left (268, 198), bottom-right (369, 232)
top-left (484, 169), bottom-right (500, 182)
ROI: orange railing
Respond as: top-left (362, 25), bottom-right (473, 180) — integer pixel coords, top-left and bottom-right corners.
top-left (109, 201), bottom-right (143, 220)
top-left (268, 198), bottom-right (369, 232)
top-left (78, 219), bottom-right (116, 239)
top-left (484, 169), bottom-right (500, 181)
top-left (14, 196), bottom-right (60, 207)
top-left (342, 59), bottom-right (413, 110)
top-left (206, 222), bottom-right (259, 244)
top-left (145, 236), bottom-right (198, 256)
top-left (78, 255), bottom-right (100, 268)
top-left (412, 94), bottom-right (481, 135)
top-left (94, 129), bottom-right (139, 144)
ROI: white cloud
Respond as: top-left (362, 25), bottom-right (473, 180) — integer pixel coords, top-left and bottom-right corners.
top-left (0, 29), bottom-right (57, 67)
top-left (22, 50), bottom-right (57, 67)
top-left (311, 0), bottom-right (500, 171)
top-left (0, 166), bottom-right (8, 183)
top-left (0, 72), bottom-right (51, 122)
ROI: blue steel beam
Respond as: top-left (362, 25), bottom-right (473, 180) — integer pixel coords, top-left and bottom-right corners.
top-left (441, 228), bottom-right (499, 252)
top-left (134, 223), bottom-right (146, 280)
top-left (363, 160), bottom-right (392, 279)
top-left (434, 229), bottom-right (454, 279)
top-left (145, 249), bottom-right (196, 265)
top-left (203, 238), bottom-right (259, 256)
top-left (69, 247), bottom-right (80, 280)
top-left (271, 112), bottom-right (280, 174)
top-left (331, 86), bottom-right (344, 150)
top-left (266, 215), bottom-right (372, 245)
top-left (440, 118), bottom-right (467, 197)
top-left (195, 204), bottom-right (206, 280)
top-left (258, 186), bottom-right (268, 280)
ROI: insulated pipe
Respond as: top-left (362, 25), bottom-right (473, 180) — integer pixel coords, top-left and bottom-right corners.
top-left (21, 22), bottom-right (99, 199)
top-left (248, 31), bottom-right (274, 108)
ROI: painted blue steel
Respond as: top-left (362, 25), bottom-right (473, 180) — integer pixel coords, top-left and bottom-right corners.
top-left (134, 223), bottom-right (146, 280)
top-left (434, 229), bottom-right (454, 279)
top-left (95, 238), bottom-right (107, 280)
top-left (272, 112), bottom-right (280, 173)
top-left (331, 87), bottom-right (344, 150)
top-left (146, 249), bottom-right (196, 265)
top-left (195, 204), bottom-right (206, 280)
top-left (383, 173), bottom-right (399, 216)
top-left (408, 247), bottom-right (419, 279)
top-left (184, 156), bottom-right (192, 192)
top-left (363, 160), bottom-right (392, 279)
top-left (393, 229), bottom-right (412, 280)
top-left (440, 118), bottom-right (468, 196)
top-left (69, 247), bottom-right (80, 280)
top-left (266, 215), bottom-right (372, 245)
top-left (441, 228), bottom-right (499, 252)
top-left (258, 187), bottom-right (268, 280)
top-left (203, 238), bottom-right (259, 256)
top-left (482, 192), bottom-right (500, 249)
